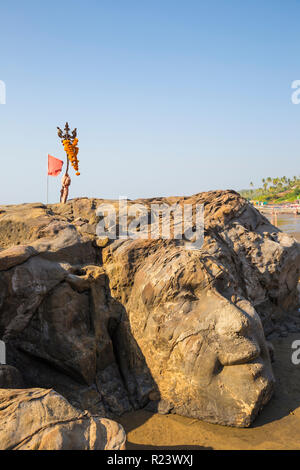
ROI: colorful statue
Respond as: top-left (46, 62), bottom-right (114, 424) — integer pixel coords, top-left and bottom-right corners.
top-left (57, 123), bottom-right (80, 204)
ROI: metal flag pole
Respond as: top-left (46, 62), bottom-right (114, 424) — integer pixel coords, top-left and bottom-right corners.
top-left (47, 156), bottom-right (49, 204)
top-left (47, 175), bottom-right (49, 204)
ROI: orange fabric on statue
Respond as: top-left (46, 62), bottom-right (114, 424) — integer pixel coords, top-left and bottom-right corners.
top-left (48, 155), bottom-right (64, 176)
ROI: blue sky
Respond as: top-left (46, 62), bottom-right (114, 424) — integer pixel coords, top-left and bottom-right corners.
top-left (0, 0), bottom-right (300, 204)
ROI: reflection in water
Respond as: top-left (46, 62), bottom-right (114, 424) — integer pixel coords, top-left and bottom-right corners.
top-left (266, 213), bottom-right (300, 242)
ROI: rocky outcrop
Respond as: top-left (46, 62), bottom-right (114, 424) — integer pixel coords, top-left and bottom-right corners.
top-left (0, 388), bottom-right (126, 450)
top-left (0, 191), bottom-right (299, 429)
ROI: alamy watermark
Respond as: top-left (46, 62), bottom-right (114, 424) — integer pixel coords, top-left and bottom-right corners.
top-left (291, 340), bottom-right (300, 365)
top-left (291, 80), bottom-right (300, 104)
top-left (0, 340), bottom-right (6, 364)
top-left (0, 81), bottom-right (6, 104)
top-left (96, 197), bottom-right (205, 250)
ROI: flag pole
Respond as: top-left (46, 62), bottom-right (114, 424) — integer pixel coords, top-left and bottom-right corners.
top-left (46, 155), bottom-right (49, 205)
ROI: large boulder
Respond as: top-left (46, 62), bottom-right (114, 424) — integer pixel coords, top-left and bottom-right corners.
top-left (0, 191), bottom-right (299, 427)
top-left (0, 388), bottom-right (126, 450)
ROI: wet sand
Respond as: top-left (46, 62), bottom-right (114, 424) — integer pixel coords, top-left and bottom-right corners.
top-left (266, 213), bottom-right (300, 242)
top-left (120, 334), bottom-right (300, 450)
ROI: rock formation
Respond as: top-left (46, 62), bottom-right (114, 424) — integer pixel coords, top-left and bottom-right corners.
top-left (0, 365), bottom-right (24, 388)
top-left (0, 387), bottom-right (126, 450)
top-left (0, 191), bottom-right (299, 432)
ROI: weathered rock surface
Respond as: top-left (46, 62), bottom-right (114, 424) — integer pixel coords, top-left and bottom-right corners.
top-left (0, 388), bottom-right (126, 450)
top-left (0, 365), bottom-right (24, 388)
top-left (0, 191), bottom-right (299, 429)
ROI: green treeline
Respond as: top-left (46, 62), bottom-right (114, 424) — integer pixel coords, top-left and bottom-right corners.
top-left (240, 176), bottom-right (300, 203)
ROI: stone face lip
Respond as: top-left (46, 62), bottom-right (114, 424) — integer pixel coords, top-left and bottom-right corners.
top-left (0, 388), bottom-right (126, 450)
top-left (0, 191), bottom-right (299, 429)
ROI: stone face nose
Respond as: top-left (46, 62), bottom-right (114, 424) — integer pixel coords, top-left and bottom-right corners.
top-left (215, 301), bottom-right (262, 366)
top-left (215, 303), bottom-right (252, 337)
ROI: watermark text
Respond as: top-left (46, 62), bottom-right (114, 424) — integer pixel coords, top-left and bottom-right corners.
top-left (96, 198), bottom-right (205, 250)
top-left (0, 81), bottom-right (6, 104)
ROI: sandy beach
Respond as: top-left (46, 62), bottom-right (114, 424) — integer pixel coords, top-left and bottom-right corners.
top-left (268, 213), bottom-right (300, 242)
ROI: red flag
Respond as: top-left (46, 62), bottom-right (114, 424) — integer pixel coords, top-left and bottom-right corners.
top-left (48, 155), bottom-right (63, 176)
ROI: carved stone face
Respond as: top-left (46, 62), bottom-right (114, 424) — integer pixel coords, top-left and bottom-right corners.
top-left (111, 240), bottom-right (275, 427)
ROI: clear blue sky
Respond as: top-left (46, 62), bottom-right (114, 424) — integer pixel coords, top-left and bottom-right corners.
top-left (0, 0), bottom-right (299, 204)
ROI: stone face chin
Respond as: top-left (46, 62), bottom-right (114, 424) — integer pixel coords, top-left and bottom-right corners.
top-left (0, 190), bottom-right (299, 433)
